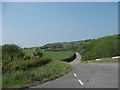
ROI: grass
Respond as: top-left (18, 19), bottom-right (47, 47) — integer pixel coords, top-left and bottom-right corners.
top-left (80, 58), bottom-right (120, 63)
top-left (22, 48), bottom-right (75, 61)
top-left (79, 34), bottom-right (120, 61)
top-left (3, 49), bottom-right (74, 88)
top-left (42, 51), bottom-right (74, 61)
top-left (22, 48), bottom-right (35, 54)
top-left (3, 61), bottom-right (70, 88)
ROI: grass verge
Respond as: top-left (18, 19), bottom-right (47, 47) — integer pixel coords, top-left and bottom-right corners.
top-left (3, 61), bottom-right (70, 88)
top-left (80, 58), bottom-right (120, 63)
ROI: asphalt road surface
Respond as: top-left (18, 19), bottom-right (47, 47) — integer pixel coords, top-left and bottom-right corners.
top-left (31, 52), bottom-right (118, 88)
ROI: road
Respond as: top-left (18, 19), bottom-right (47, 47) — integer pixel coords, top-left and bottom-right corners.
top-left (31, 52), bottom-right (118, 88)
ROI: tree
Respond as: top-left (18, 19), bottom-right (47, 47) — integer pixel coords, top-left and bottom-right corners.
top-left (2, 44), bottom-right (25, 62)
top-left (33, 48), bottom-right (43, 57)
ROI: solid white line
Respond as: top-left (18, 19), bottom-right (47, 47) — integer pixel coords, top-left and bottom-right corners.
top-left (73, 73), bottom-right (77, 77)
top-left (78, 80), bottom-right (84, 85)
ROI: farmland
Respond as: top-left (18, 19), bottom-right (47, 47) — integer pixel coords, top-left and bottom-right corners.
top-left (42, 51), bottom-right (74, 61)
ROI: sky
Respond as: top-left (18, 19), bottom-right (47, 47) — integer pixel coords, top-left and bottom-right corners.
top-left (2, 2), bottom-right (118, 47)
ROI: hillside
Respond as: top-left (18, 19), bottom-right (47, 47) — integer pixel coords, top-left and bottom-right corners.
top-left (78, 34), bottom-right (120, 61)
top-left (40, 39), bottom-right (92, 51)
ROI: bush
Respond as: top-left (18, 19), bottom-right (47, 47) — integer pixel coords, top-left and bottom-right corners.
top-left (3, 57), bottom-right (51, 74)
top-left (23, 54), bottom-right (31, 60)
top-left (33, 48), bottom-right (43, 57)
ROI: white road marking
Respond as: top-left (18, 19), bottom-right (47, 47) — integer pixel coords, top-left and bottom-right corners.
top-left (112, 56), bottom-right (120, 58)
top-left (96, 59), bottom-right (101, 61)
top-left (78, 79), bottom-right (84, 85)
top-left (73, 72), bottom-right (84, 86)
top-left (73, 73), bottom-right (77, 77)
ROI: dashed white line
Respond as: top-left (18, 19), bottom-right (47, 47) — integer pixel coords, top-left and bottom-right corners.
top-left (78, 79), bottom-right (84, 86)
top-left (73, 73), bottom-right (84, 86)
top-left (73, 73), bottom-right (77, 77)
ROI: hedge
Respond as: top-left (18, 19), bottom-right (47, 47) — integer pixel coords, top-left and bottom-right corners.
top-left (3, 57), bottom-right (51, 74)
top-left (61, 53), bottom-right (76, 62)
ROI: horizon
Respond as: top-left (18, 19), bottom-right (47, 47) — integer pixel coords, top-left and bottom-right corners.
top-left (1, 33), bottom-right (118, 48)
top-left (2, 2), bottom-right (118, 47)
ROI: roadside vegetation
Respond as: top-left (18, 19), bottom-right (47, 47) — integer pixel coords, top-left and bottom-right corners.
top-left (81, 58), bottom-right (120, 63)
top-left (2, 44), bottom-right (74, 88)
top-left (3, 60), bottom-right (70, 88)
top-left (78, 34), bottom-right (120, 61)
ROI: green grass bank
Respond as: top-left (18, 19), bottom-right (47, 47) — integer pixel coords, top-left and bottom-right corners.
top-left (3, 50), bottom-right (74, 88)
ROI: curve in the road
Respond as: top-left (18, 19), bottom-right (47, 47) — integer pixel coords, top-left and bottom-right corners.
top-left (31, 52), bottom-right (118, 88)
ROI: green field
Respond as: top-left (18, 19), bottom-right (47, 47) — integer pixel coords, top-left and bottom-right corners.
top-left (22, 48), bottom-right (35, 54)
top-left (23, 48), bottom-right (74, 61)
top-left (42, 51), bottom-right (74, 61)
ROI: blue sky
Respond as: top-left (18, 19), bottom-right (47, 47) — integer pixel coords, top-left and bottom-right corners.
top-left (2, 2), bottom-right (118, 47)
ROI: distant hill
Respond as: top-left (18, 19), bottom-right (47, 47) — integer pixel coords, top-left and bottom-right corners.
top-left (78, 34), bottom-right (120, 61)
top-left (40, 39), bottom-right (92, 51)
